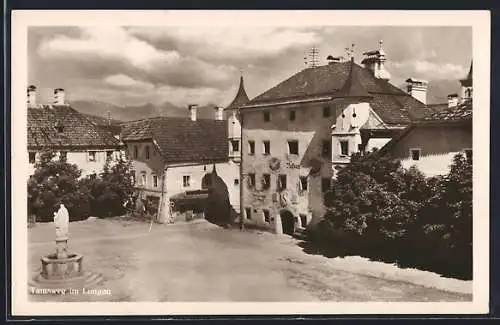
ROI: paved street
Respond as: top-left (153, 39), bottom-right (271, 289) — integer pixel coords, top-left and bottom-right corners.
top-left (28, 218), bottom-right (472, 302)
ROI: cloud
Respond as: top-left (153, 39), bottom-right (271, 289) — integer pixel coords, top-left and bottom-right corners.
top-left (29, 26), bottom-right (472, 108)
top-left (128, 26), bottom-right (323, 61)
top-left (390, 60), bottom-right (468, 80)
top-left (38, 27), bottom-right (180, 70)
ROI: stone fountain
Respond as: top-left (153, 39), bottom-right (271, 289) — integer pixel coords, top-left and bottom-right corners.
top-left (29, 204), bottom-right (104, 293)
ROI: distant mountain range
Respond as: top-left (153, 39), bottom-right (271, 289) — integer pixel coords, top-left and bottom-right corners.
top-left (71, 100), bottom-right (220, 123)
top-left (71, 79), bottom-right (461, 123)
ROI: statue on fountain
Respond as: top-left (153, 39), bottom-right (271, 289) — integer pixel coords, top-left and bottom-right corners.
top-left (54, 202), bottom-right (69, 259)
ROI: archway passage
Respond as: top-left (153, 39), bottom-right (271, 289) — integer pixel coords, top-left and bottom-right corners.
top-left (204, 166), bottom-right (232, 227)
top-left (280, 210), bottom-right (295, 235)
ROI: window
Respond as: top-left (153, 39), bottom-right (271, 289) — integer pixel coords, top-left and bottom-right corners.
top-left (245, 207), bottom-right (252, 220)
top-left (277, 174), bottom-right (287, 190)
top-left (323, 106), bottom-right (331, 117)
top-left (263, 110), bottom-right (270, 122)
top-left (145, 146), bottom-right (150, 160)
top-left (262, 174), bottom-right (271, 190)
top-left (340, 140), bottom-right (349, 156)
top-left (29, 152), bottom-right (36, 164)
top-left (131, 170), bottom-right (136, 184)
top-left (322, 140), bottom-right (331, 158)
top-left (88, 151), bottom-right (97, 162)
top-left (231, 140), bottom-right (240, 153)
top-left (234, 178), bottom-right (239, 186)
top-left (152, 175), bottom-right (158, 188)
top-left (288, 140), bottom-right (299, 155)
top-left (133, 145), bottom-right (138, 159)
top-left (322, 177), bottom-right (331, 193)
top-left (183, 175), bottom-right (191, 187)
top-left (299, 176), bottom-right (308, 192)
top-left (247, 173), bottom-right (256, 188)
top-left (289, 109), bottom-right (296, 121)
top-left (410, 148), bottom-right (421, 161)
top-left (141, 172), bottom-right (147, 186)
top-left (262, 140), bottom-right (270, 155)
top-left (106, 150), bottom-right (113, 160)
top-left (248, 140), bottom-right (255, 155)
top-left (299, 214), bottom-right (307, 228)
top-left (263, 209), bottom-right (271, 223)
top-left (464, 149), bottom-right (472, 163)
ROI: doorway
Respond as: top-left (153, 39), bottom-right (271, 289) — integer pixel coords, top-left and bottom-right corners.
top-left (280, 210), bottom-right (295, 235)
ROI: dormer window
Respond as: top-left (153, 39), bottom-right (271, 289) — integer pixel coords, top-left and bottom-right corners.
top-left (231, 140), bottom-right (240, 153)
top-left (54, 121), bottom-right (64, 133)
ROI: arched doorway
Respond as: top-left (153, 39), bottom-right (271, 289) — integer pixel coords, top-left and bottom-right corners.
top-left (280, 210), bottom-right (295, 235)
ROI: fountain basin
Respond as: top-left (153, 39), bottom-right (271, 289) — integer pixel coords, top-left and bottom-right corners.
top-left (40, 252), bottom-right (83, 280)
top-left (29, 252), bottom-right (104, 293)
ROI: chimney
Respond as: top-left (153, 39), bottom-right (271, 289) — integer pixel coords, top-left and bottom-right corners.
top-left (54, 88), bottom-right (66, 105)
top-left (27, 85), bottom-right (36, 107)
top-left (405, 78), bottom-right (428, 104)
top-left (447, 93), bottom-right (459, 109)
top-left (214, 106), bottom-right (224, 120)
top-left (361, 40), bottom-right (391, 80)
top-left (188, 104), bottom-right (198, 121)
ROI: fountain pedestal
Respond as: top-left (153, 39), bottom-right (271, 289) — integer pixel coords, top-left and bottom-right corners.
top-left (29, 204), bottom-right (104, 294)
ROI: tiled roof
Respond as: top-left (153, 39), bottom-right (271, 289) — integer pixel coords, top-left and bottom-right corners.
top-left (243, 61), bottom-right (431, 125)
top-left (426, 103), bottom-right (449, 115)
top-left (27, 105), bottom-right (122, 150)
top-left (226, 75), bottom-right (250, 110)
top-left (378, 99), bottom-right (472, 157)
top-left (423, 99), bottom-right (472, 121)
top-left (120, 117), bottom-right (228, 165)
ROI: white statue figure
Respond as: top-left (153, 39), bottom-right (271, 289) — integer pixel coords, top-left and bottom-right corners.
top-left (54, 203), bottom-right (69, 241)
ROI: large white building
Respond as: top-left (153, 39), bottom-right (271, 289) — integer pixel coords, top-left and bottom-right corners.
top-left (237, 42), bottom-right (434, 235)
top-left (27, 85), bottom-right (123, 178)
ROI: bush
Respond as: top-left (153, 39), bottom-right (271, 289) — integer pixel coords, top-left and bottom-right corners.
top-left (80, 153), bottom-right (135, 218)
top-left (307, 152), bottom-right (473, 279)
top-left (28, 150), bottom-right (135, 222)
top-left (27, 150), bottom-right (91, 222)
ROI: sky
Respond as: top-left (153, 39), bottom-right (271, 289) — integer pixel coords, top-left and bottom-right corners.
top-left (28, 26), bottom-right (472, 107)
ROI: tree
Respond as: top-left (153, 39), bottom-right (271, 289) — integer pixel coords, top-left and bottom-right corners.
top-left (27, 150), bottom-right (90, 222)
top-left (80, 152), bottom-right (135, 217)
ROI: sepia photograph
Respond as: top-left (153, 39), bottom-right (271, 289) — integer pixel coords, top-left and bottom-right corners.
top-left (11, 10), bottom-right (490, 316)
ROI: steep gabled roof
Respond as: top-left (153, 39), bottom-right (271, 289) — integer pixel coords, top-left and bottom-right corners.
top-left (242, 61), bottom-right (430, 125)
top-left (335, 60), bottom-right (372, 99)
top-left (120, 117), bottom-right (228, 165)
top-left (460, 61), bottom-right (473, 87)
top-left (27, 105), bottom-right (122, 150)
top-left (226, 75), bottom-right (250, 110)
